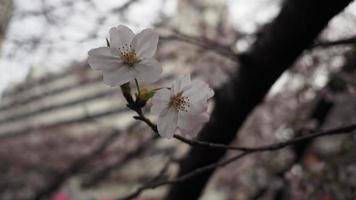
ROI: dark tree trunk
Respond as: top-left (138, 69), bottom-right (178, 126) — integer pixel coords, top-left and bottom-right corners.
top-left (165, 0), bottom-right (353, 199)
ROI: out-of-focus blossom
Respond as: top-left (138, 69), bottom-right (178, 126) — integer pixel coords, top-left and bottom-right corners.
top-left (88, 25), bottom-right (162, 86)
top-left (151, 75), bottom-right (214, 138)
top-left (52, 192), bottom-right (69, 200)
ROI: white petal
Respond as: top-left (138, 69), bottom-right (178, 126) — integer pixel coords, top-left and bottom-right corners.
top-left (109, 25), bottom-right (135, 49)
top-left (178, 112), bottom-right (209, 136)
top-left (88, 47), bottom-right (121, 71)
top-left (151, 88), bottom-right (172, 115)
top-left (152, 88), bottom-right (172, 102)
top-left (180, 124), bottom-right (203, 137)
top-left (183, 79), bottom-right (214, 103)
top-left (157, 107), bottom-right (178, 138)
top-left (187, 99), bottom-right (208, 115)
top-left (133, 58), bottom-right (162, 83)
top-left (172, 75), bottom-right (191, 95)
top-left (151, 102), bottom-right (169, 116)
top-left (102, 67), bottom-right (134, 86)
top-left (132, 29), bottom-right (159, 58)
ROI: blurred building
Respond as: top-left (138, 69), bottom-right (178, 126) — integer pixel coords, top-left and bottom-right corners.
top-left (0, 62), bottom-right (128, 137)
top-left (0, 60), bottom-right (180, 200)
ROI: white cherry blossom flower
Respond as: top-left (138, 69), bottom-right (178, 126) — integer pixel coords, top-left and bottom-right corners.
top-left (88, 25), bottom-right (162, 86)
top-left (151, 75), bottom-right (214, 138)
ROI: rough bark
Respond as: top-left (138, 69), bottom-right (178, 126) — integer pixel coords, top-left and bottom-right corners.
top-left (165, 0), bottom-right (353, 199)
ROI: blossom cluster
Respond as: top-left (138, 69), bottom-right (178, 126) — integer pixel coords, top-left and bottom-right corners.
top-left (88, 25), bottom-right (214, 138)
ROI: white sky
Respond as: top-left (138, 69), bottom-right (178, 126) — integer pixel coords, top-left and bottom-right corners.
top-left (0, 0), bottom-right (355, 95)
top-left (0, 0), bottom-right (281, 94)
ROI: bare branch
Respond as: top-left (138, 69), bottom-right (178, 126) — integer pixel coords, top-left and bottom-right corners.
top-left (117, 83), bottom-right (356, 198)
top-left (160, 31), bottom-right (238, 61)
top-left (127, 88), bottom-right (356, 152)
top-left (111, 0), bottom-right (140, 13)
top-left (312, 36), bottom-right (356, 48)
top-left (116, 123), bottom-right (356, 199)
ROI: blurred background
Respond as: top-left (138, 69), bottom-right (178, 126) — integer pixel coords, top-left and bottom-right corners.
top-left (0, 0), bottom-right (356, 199)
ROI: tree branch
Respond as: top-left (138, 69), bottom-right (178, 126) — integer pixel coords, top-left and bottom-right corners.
top-left (313, 36), bottom-right (356, 48)
top-left (116, 123), bottom-right (356, 199)
top-left (127, 93), bottom-right (356, 152)
top-left (160, 31), bottom-right (238, 61)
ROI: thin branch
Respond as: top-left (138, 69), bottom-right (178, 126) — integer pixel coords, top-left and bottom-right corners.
top-left (116, 123), bottom-right (356, 199)
top-left (174, 124), bottom-right (356, 151)
top-left (160, 32), bottom-right (238, 61)
top-left (162, 33), bottom-right (356, 60)
top-left (111, 0), bottom-right (140, 13)
top-left (119, 79), bottom-right (356, 199)
top-left (312, 36), bottom-right (356, 48)
top-left (131, 104), bottom-right (356, 152)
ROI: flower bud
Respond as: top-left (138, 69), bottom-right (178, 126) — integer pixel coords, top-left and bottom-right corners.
top-left (135, 88), bottom-right (155, 108)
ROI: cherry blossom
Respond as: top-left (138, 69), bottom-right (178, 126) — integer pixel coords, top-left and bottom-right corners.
top-left (88, 25), bottom-right (162, 86)
top-left (151, 75), bottom-right (214, 138)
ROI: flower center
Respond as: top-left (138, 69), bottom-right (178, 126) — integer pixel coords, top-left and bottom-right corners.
top-left (119, 44), bottom-right (139, 67)
top-left (170, 92), bottom-right (190, 112)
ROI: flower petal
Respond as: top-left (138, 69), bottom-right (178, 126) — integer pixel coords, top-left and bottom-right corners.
top-left (178, 112), bottom-right (209, 136)
top-left (109, 25), bottom-right (135, 49)
top-left (172, 75), bottom-right (191, 95)
top-left (134, 58), bottom-right (162, 83)
top-left (180, 124), bottom-right (203, 137)
top-left (151, 88), bottom-right (172, 115)
top-left (102, 66), bottom-right (134, 86)
top-left (187, 99), bottom-right (208, 115)
top-left (157, 107), bottom-right (178, 138)
top-left (183, 79), bottom-right (214, 103)
top-left (88, 47), bottom-right (121, 71)
top-left (132, 28), bottom-right (159, 58)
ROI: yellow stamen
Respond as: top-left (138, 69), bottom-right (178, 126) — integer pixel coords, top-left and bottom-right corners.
top-left (119, 44), bottom-right (140, 66)
top-left (170, 92), bottom-right (190, 112)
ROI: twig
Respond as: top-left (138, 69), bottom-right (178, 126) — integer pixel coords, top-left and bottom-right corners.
top-left (131, 105), bottom-right (356, 152)
top-left (116, 123), bottom-right (356, 199)
top-left (175, 124), bottom-right (356, 151)
top-left (160, 32), bottom-right (238, 61)
top-left (119, 78), bottom-right (356, 199)
top-left (111, 0), bottom-right (140, 13)
top-left (312, 36), bottom-right (356, 48)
